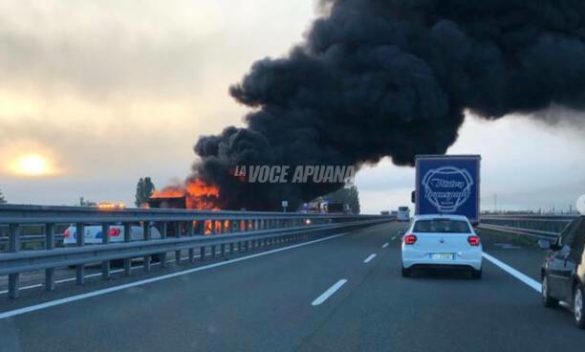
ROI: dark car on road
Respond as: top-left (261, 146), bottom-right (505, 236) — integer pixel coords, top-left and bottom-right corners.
top-left (540, 215), bottom-right (585, 329)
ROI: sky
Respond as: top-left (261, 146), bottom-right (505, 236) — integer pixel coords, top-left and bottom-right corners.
top-left (0, 0), bottom-right (584, 214)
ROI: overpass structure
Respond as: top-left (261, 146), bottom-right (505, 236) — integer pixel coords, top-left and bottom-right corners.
top-left (0, 206), bottom-right (584, 351)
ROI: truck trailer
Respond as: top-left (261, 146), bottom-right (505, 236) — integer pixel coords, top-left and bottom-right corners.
top-left (413, 155), bottom-right (481, 224)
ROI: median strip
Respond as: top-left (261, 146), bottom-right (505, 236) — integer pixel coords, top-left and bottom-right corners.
top-left (0, 232), bottom-right (349, 320)
top-left (311, 279), bottom-right (348, 306)
top-left (0, 256), bottom-right (196, 296)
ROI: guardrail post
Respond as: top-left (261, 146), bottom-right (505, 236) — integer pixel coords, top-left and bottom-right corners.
top-left (211, 220), bottom-right (217, 257)
top-left (200, 246), bottom-right (206, 261)
top-left (188, 221), bottom-right (195, 263)
top-left (160, 222), bottom-right (168, 268)
top-left (175, 221), bottom-right (182, 266)
top-left (143, 222), bottom-right (151, 272)
top-left (123, 222), bottom-right (131, 276)
top-left (76, 223), bottom-right (85, 285)
top-left (45, 223), bottom-right (56, 291)
top-left (102, 224), bottom-right (111, 280)
top-left (8, 224), bottom-right (20, 299)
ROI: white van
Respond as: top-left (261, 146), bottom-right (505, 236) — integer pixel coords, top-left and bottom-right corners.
top-left (397, 206), bottom-right (411, 222)
top-left (63, 223), bottom-right (162, 245)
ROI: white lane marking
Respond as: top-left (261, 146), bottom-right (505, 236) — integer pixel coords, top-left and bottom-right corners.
top-left (363, 254), bottom-right (377, 263)
top-left (311, 279), bottom-right (348, 306)
top-left (0, 233), bottom-right (349, 320)
top-left (391, 236), bottom-right (397, 241)
top-left (482, 252), bottom-right (541, 292)
top-left (382, 242), bottom-right (389, 248)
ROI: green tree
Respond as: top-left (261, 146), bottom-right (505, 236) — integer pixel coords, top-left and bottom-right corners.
top-left (135, 177), bottom-right (156, 207)
top-left (323, 185), bottom-right (360, 214)
top-left (0, 188), bottom-right (6, 204)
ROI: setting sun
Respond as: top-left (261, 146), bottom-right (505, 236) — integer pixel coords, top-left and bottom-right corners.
top-left (8, 154), bottom-right (55, 176)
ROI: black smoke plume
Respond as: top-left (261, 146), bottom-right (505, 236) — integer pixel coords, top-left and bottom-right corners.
top-left (193, 0), bottom-right (585, 210)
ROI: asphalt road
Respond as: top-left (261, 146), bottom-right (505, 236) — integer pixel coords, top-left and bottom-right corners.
top-left (1, 222), bottom-right (584, 352)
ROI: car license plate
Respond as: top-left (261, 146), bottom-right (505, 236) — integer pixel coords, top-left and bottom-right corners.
top-left (431, 253), bottom-right (454, 260)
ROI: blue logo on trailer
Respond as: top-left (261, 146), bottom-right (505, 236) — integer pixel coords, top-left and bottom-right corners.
top-left (416, 156), bottom-right (480, 222)
top-left (422, 167), bottom-right (473, 212)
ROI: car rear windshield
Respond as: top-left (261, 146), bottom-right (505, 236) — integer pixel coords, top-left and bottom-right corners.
top-left (413, 219), bottom-right (472, 233)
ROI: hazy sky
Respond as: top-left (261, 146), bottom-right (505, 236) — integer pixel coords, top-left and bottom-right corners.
top-left (0, 0), bottom-right (584, 214)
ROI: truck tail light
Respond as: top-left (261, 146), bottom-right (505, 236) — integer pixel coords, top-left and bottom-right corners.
top-left (404, 234), bottom-right (417, 245)
top-left (467, 235), bottom-right (480, 246)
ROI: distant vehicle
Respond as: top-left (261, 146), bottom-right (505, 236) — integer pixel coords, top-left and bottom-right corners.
top-left (413, 155), bottom-right (481, 224)
top-left (96, 202), bottom-right (126, 210)
top-left (300, 200), bottom-right (351, 214)
top-left (401, 214), bottom-right (482, 279)
top-left (539, 215), bottom-right (585, 329)
top-left (63, 224), bottom-right (163, 266)
top-left (63, 223), bottom-right (162, 245)
top-left (380, 211), bottom-right (390, 216)
top-left (397, 206), bottom-right (411, 222)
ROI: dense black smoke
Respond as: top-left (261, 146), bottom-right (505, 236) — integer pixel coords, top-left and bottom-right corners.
top-left (193, 0), bottom-right (585, 210)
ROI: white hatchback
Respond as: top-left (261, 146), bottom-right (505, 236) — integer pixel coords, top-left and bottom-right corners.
top-left (401, 214), bottom-right (483, 279)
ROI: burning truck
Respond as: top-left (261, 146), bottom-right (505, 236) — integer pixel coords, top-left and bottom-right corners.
top-left (147, 179), bottom-right (227, 235)
top-left (148, 179), bottom-right (220, 210)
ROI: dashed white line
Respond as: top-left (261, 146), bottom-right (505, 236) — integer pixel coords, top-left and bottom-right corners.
top-left (363, 254), bottom-right (377, 263)
top-left (382, 242), bottom-right (389, 248)
top-left (311, 279), bottom-right (348, 306)
top-left (391, 236), bottom-right (397, 241)
top-left (482, 252), bottom-right (541, 292)
top-left (0, 233), bottom-right (349, 320)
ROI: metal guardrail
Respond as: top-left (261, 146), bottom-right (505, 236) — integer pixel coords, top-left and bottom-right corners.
top-left (0, 204), bottom-right (392, 299)
top-left (478, 214), bottom-right (579, 240)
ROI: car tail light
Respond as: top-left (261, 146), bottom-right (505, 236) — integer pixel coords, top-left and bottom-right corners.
top-left (404, 234), bottom-right (417, 245)
top-left (64, 228), bottom-right (71, 238)
top-left (467, 235), bottom-right (481, 246)
top-left (108, 228), bottom-right (121, 237)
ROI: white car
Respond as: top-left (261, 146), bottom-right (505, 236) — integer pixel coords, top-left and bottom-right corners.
top-left (63, 223), bottom-right (162, 245)
top-left (401, 214), bottom-right (483, 279)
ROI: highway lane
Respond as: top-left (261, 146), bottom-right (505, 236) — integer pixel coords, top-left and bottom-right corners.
top-left (1, 222), bottom-right (584, 352)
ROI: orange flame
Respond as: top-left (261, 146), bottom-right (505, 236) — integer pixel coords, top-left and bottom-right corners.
top-left (150, 179), bottom-right (220, 210)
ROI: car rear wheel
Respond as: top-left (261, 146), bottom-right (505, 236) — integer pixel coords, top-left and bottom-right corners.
top-left (401, 266), bottom-right (411, 278)
top-left (542, 276), bottom-right (559, 308)
top-left (471, 268), bottom-right (482, 280)
top-left (574, 285), bottom-right (585, 329)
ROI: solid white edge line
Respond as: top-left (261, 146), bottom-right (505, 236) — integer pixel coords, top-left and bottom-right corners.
top-left (382, 242), bottom-right (389, 248)
top-left (363, 254), bottom-right (377, 263)
top-left (311, 279), bottom-right (348, 306)
top-left (482, 252), bottom-right (541, 292)
top-left (0, 232), bottom-right (349, 320)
